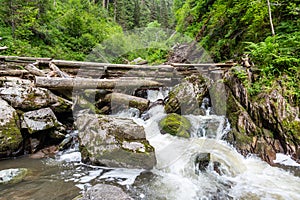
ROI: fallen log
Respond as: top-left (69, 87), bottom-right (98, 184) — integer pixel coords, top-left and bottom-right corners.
top-left (35, 77), bottom-right (164, 90)
top-left (49, 62), bottom-right (70, 78)
top-left (0, 69), bottom-right (29, 76)
top-left (0, 77), bottom-right (32, 85)
top-left (104, 92), bottom-right (149, 112)
top-left (25, 64), bottom-right (46, 77)
top-left (39, 59), bottom-right (174, 71)
top-left (171, 63), bottom-right (236, 68)
top-left (0, 55), bottom-right (52, 62)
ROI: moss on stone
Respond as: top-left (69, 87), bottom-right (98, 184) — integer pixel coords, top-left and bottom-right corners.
top-left (0, 112), bottom-right (22, 153)
top-left (283, 120), bottom-right (300, 142)
top-left (159, 113), bottom-right (191, 138)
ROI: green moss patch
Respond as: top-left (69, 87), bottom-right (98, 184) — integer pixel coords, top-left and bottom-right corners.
top-left (159, 113), bottom-right (191, 138)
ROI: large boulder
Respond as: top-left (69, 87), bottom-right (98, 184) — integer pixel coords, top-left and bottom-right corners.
top-left (159, 113), bottom-right (191, 138)
top-left (0, 98), bottom-right (22, 157)
top-left (75, 184), bottom-right (133, 200)
top-left (164, 74), bottom-right (208, 115)
top-left (0, 85), bottom-right (72, 113)
top-left (21, 107), bottom-right (63, 134)
top-left (76, 113), bottom-right (156, 169)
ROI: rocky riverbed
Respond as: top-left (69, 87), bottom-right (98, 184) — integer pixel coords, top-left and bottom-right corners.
top-left (1, 65), bottom-right (300, 199)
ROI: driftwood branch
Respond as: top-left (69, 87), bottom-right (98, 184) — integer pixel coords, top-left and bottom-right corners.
top-left (35, 77), bottom-right (164, 90)
top-left (25, 63), bottom-right (46, 77)
top-left (49, 62), bottom-right (70, 78)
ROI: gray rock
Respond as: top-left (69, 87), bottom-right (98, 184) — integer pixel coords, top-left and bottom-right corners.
top-left (195, 153), bottom-right (210, 173)
top-left (0, 85), bottom-right (72, 112)
top-left (0, 98), bottom-right (22, 157)
top-left (0, 168), bottom-right (28, 184)
top-left (76, 184), bottom-right (133, 200)
top-left (21, 107), bottom-right (62, 134)
top-left (76, 114), bottom-right (156, 169)
top-left (165, 74), bottom-right (208, 115)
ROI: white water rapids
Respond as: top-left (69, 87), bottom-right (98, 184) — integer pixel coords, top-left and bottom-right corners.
top-left (126, 89), bottom-right (300, 200)
top-left (1, 88), bottom-right (299, 200)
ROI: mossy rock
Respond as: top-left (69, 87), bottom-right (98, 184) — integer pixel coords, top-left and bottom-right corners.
top-left (159, 113), bottom-right (191, 138)
top-left (0, 168), bottom-right (28, 184)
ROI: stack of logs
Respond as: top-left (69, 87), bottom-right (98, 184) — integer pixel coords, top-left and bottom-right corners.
top-left (0, 55), bottom-right (236, 84)
top-left (0, 55), bottom-right (236, 113)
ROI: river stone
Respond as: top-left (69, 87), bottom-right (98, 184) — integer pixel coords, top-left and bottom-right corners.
top-left (195, 153), bottom-right (210, 173)
top-left (164, 74), bottom-right (208, 115)
top-left (21, 107), bottom-right (60, 134)
top-left (0, 85), bottom-right (72, 112)
top-left (0, 168), bottom-right (28, 184)
top-left (76, 113), bottom-right (156, 169)
top-left (0, 98), bottom-right (22, 157)
top-left (75, 184), bottom-right (133, 200)
top-left (159, 113), bottom-right (191, 138)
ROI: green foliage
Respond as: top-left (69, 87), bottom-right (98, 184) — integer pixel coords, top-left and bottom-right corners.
top-left (0, 0), bottom-right (121, 60)
top-left (173, 0), bottom-right (300, 61)
top-left (113, 0), bottom-right (174, 30)
top-left (87, 21), bottom-right (191, 64)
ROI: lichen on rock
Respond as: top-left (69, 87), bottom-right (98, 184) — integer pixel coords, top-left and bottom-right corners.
top-left (164, 74), bottom-right (208, 115)
top-left (159, 113), bottom-right (191, 138)
top-left (0, 98), bottom-right (22, 157)
top-left (75, 113), bottom-right (156, 169)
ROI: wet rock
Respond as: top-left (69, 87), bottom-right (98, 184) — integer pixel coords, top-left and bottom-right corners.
top-left (159, 113), bottom-right (191, 138)
top-left (0, 85), bottom-right (72, 113)
top-left (75, 184), bottom-right (133, 200)
top-left (76, 113), bottom-right (156, 169)
top-left (195, 153), bottom-right (210, 173)
top-left (0, 168), bottom-right (28, 184)
top-left (164, 74), bottom-right (208, 115)
top-left (0, 98), bottom-right (22, 157)
top-left (21, 107), bottom-right (63, 134)
top-left (223, 68), bottom-right (300, 164)
top-left (29, 145), bottom-right (58, 159)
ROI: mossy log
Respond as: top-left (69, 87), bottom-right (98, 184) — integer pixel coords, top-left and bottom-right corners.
top-left (35, 77), bottom-right (164, 90)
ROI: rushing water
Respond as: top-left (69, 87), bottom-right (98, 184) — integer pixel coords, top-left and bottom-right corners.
top-left (1, 88), bottom-right (300, 200)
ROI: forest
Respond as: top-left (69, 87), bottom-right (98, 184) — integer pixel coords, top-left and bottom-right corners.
top-left (0, 0), bottom-right (299, 105)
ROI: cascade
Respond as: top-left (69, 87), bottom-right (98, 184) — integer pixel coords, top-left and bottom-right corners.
top-left (0, 88), bottom-right (299, 200)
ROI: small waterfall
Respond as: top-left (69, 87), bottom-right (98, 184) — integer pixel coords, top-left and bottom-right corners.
top-left (3, 88), bottom-right (298, 200)
top-left (127, 89), bottom-right (300, 200)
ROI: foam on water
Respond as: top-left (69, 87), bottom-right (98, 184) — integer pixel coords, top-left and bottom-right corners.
top-left (134, 98), bottom-right (300, 200)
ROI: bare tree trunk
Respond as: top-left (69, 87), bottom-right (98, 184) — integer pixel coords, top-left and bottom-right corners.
top-left (267, 0), bottom-right (275, 36)
top-left (35, 77), bottom-right (163, 90)
top-left (114, 0), bottom-right (117, 21)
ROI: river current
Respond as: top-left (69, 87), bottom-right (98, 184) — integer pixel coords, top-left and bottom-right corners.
top-left (0, 89), bottom-right (300, 200)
